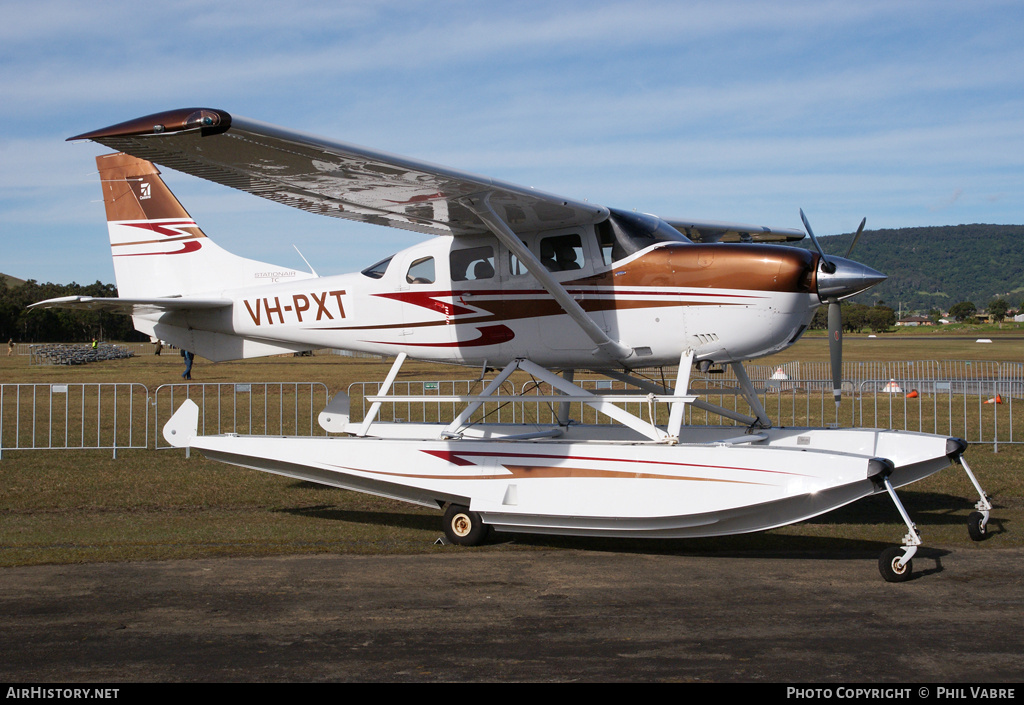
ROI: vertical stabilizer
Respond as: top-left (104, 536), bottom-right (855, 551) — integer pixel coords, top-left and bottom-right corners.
top-left (97, 152), bottom-right (313, 298)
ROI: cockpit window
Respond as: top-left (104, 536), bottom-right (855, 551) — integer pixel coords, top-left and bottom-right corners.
top-left (361, 256), bottom-right (393, 279)
top-left (406, 256), bottom-right (436, 284)
top-left (597, 209), bottom-right (690, 264)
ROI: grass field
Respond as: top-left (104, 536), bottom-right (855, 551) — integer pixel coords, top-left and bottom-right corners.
top-left (1, 331), bottom-right (1021, 567)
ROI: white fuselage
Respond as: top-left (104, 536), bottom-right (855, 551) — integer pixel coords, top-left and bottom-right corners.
top-left (147, 232), bottom-right (821, 367)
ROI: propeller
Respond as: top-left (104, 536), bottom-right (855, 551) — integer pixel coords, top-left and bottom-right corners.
top-left (800, 210), bottom-right (882, 409)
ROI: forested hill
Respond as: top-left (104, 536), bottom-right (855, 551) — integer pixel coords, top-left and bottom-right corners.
top-left (794, 224), bottom-right (1024, 313)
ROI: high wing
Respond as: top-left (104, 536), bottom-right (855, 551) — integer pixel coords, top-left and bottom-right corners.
top-left (68, 108), bottom-right (803, 244)
top-left (68, 108), bottom-right (608, 237)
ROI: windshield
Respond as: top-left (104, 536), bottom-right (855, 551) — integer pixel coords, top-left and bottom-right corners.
top-left (597, 208), bottom-right (691, 263)
top-left (361, 256), bottom-right (393, 279)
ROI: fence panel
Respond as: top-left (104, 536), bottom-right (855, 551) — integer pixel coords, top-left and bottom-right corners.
top-left (681, 359), bottom-right (1024, 387)
top-left (348, 379), bottom-right (520, 426)
top-left (856, 379), bottom-right (1019, 446)
top-left (0, 383), bottom-right (149, 458)
top-left (153, 382), bottom-right (330, 448)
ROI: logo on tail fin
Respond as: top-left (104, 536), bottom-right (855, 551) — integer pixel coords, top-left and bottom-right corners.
top-left (112, 219), bottom-right (204, 257)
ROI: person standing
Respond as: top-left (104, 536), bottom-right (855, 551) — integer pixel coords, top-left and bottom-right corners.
top-left (181, 349), bottom-right (194, 380)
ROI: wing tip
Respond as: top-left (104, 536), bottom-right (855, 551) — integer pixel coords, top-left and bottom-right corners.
top-left (68, 108), bottom-right (232, 142)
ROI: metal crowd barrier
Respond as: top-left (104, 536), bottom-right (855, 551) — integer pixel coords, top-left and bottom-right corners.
top-left (2, 369), bottom-right (1019, 458)
top-left (152, 382), bottom-right (330, 449)
top-left (713, 359), bottom-right (1024, 385)
top-left (0, 383), bottom-right (148, 458)
top-left (1, 382), bottom-right (330, 457)
top-left (347, 379), bottom-right (520, 425)
top-left (855, 379), bottom-right (1018, 449)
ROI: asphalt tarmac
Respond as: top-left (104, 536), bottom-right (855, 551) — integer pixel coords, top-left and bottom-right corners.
top-left (1, 546), bottom-right (1022, 683)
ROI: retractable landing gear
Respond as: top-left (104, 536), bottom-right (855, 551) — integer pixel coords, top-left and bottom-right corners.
top-left (870, 458), bottom-right (921, 583)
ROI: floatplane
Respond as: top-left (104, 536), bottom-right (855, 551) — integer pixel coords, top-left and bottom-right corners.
top-left (36, 108), bottom-right (994, 581)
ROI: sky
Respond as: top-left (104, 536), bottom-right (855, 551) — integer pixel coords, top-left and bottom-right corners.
top-left (2, 0), bottom-right (1023, 285)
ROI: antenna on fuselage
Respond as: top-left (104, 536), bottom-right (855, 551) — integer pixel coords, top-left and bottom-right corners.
top-left (293, 245), bottom-right (319, 277)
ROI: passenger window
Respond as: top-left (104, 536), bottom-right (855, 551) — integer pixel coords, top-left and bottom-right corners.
top-left (406, 257), bottom-right (435, 284)
top-left (450, 246), bottom-right (495, 281)
top-left (539, 234), bottom-right (584, 272)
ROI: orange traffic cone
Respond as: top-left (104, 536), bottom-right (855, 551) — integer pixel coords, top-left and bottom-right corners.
top-left (984, 394), bottom-right (1003, 404)
top-left (906, 389), bottom-right (919, 399)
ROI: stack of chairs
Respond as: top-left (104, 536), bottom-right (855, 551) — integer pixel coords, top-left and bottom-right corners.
top-left (29, 343), bottom-right (136, 365)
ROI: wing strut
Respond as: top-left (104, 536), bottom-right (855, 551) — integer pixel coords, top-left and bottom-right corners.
top-left (463, 193), bottom-right (635, 364)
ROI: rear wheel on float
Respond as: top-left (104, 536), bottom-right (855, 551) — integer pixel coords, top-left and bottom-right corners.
top-left (443, 504), bottom-right (489, 546)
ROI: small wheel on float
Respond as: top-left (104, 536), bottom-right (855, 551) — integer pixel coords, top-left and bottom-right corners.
top-left (443, 504), bottom-right (488, 546)
top-left (879, 546), bottom-right (913, 583)
top-left (967, 511), bottom-right (988, 541)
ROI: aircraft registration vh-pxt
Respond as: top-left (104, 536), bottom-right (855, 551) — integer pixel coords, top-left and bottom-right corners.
top-left (35, 108), bottom-right (996, 582)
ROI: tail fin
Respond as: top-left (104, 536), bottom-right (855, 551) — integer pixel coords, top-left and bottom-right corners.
top-left (97, 152), bottom-right (313, 298)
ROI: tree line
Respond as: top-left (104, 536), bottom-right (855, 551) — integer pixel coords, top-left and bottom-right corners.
top-left (809, 297), bottom-right (1018, 333)
top-left (0, 279), bottom-right (147, 344)
top-left (810, 303), bottom-right (897, 333)
top-left (947, 298), bottom-right (1015, 323)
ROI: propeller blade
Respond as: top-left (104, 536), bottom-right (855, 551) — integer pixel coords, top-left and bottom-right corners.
top-left (799, 209), bottom-right (835, 273)
top-left (844, 217), bottom-right (867, 258)
top-left (828, 299), bottom-right (843, 407)
top-left (803, 213), bottom-right (871, 409)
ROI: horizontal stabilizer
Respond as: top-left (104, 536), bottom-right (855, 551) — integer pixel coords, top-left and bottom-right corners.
top-left (30, 295), bottom-right (231, 315)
